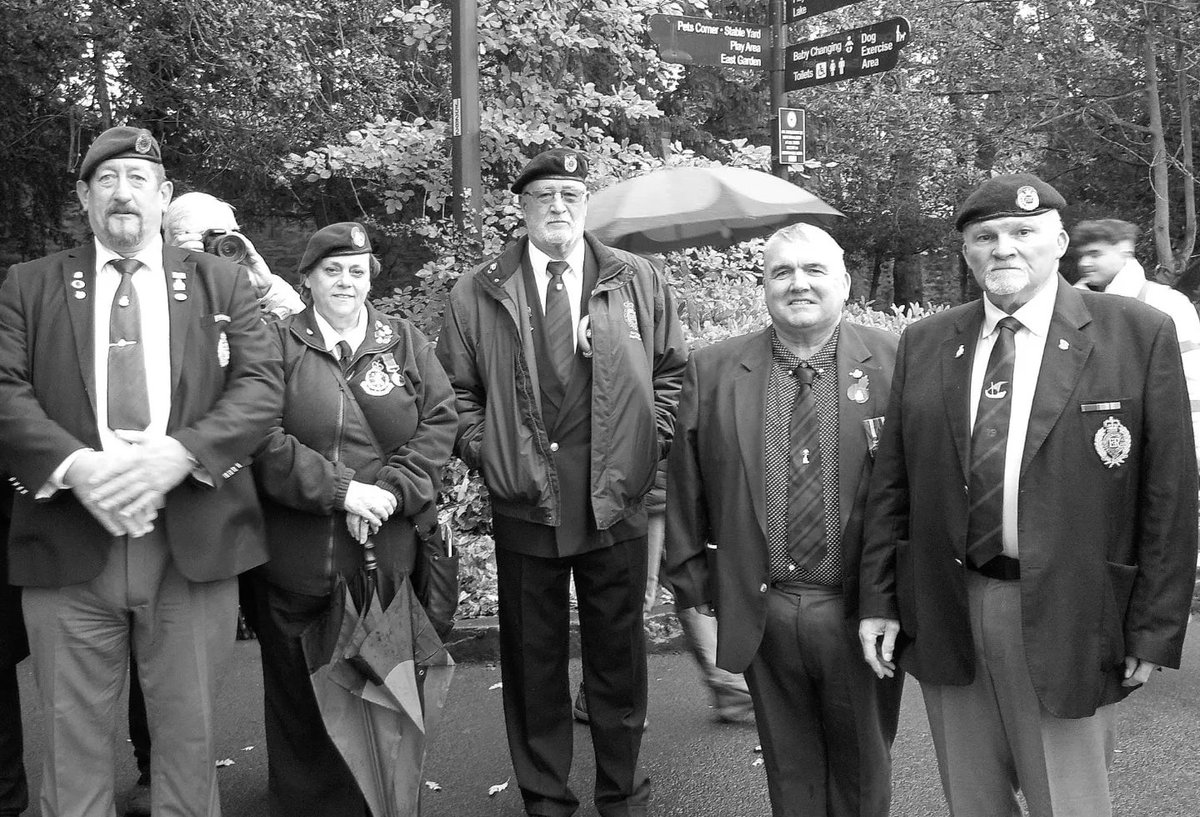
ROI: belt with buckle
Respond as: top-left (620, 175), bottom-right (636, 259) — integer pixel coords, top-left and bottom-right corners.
top-left (972, 554), bottom-right (1020, 581)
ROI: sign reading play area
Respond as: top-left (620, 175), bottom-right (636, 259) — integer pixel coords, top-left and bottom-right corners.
top-left (648, 14), bottom-right (769, 69)
top-left (785, 17), bottom-right (911, 91)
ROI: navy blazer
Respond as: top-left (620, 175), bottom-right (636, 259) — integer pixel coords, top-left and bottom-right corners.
top-left (0, 243), bottom-right (283, 587)
top-left (666, 321), bottom-right (898, 674)
top-left (859, 277), bottom-right (1198, 718)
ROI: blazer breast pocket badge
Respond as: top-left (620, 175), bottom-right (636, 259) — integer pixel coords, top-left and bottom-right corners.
top-left (1093, 415), bottom-right (1131, 468)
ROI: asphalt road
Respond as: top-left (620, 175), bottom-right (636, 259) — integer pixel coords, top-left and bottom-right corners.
top-left (14, 619), bottom-right (1200, 816)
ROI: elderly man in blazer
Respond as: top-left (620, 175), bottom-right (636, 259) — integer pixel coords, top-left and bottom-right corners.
top-left (0, 126), bottom-right (282, 817)
top-left (859, 174), bottom-right (1197, 817)
top-left (666, 223), bottom-right (903, 817)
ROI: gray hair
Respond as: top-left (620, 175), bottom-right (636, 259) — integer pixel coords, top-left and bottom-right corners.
top-left (763, 223), bottom-right (846, 276)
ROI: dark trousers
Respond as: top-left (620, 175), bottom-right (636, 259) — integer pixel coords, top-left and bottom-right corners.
top-left (496, 538), bottom-right (650, 817)
top-left (252, 579), bottom-right (368, 817)
top-left (0, 662), bottom-right (25, 816)
top-left (745, 584), bottom-right (903, 817)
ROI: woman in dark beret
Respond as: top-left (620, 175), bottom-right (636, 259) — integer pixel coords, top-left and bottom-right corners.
top-left (250, 222), bottom-right (456, 816)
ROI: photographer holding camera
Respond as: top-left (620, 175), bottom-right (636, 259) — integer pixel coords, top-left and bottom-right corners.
top-left (163, 192), bottom-right (303, 320)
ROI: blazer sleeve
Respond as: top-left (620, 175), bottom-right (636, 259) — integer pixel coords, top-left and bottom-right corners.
top-left (372, 329), bottom-right (457, 515)
top-left (1125, 317), bottom-right (1198, 667)
top-left (650, 267), bottom-right (688, 458)
top-left (857, 328), bottom-right (913, 621)
top-left (435, 281), bottom-right (487, 469)
top-left (664, 354), bottom-right (712, 610)
top-left (171, 263), bottom-right (284, 485)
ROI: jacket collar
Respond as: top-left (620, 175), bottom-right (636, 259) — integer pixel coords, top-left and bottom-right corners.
top-left (476, 232), bottom-right (633, 300)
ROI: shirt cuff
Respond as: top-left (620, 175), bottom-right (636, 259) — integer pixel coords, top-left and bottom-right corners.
top-left (38, 448), bottom-right (91, 499)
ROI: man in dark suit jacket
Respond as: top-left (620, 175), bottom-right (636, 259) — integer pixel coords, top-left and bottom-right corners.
top-left (666, 224), bottom-right (903, 817)
top-left (437, 148), bottom-right (686, 817)
top-left (859, 174), bottom-right (1197, 817)
top-left (0, 126), bottom-right (282, 817)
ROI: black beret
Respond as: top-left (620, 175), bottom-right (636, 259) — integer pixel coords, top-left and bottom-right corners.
top-left (510, 147), bottom-right (589, 194)
top-left (79, 126), bottom-right (162, 181)
top-left (297, 222), bottom-right (373, 277)
top-left (955, 173), bottom-right (1067, 231)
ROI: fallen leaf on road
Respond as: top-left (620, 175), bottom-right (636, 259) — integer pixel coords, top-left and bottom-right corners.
top-left (215, 758), bottom-right (234, 768)
top-left (753, 745), bottom-right (762, 753)
top-left (488, 779), bottom-right (510, 797)
top-left (489, 682), bottom-right (503, 691)
top-left (425, 781), bottom-right (443, 792)
top-left (242, 746), bottom-right (254, 752)
top-left (752, 758), bottom-right (764, 767)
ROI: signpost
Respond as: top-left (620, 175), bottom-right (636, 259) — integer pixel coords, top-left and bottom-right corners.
top-left (786, 0), bottom-right (865, 23)
top-left (778, 107), bottom-right (806, 165)
top-left (648, 14), bottom-right (769, 69)
top-left (784, 17), bottom-right (911, 91)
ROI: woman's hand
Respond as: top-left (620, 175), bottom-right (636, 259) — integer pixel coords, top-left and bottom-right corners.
top-left (343, 481), bottom-right (398, 529)
top-left (345, 512), bottom-right (374, 544)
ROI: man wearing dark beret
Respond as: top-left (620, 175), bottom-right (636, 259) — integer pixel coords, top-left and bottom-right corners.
top-left (858, 173), bottom-right (1197, 816)
top-left (0, 125), bottom-right (282, 816)
top-left (437, 147), bottom-right (687, 816)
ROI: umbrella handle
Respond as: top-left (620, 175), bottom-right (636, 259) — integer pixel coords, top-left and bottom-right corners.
top-left (363, 537), bottom-right (378, 576)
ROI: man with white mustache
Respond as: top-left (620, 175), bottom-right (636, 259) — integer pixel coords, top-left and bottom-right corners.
top-left (859, 173), bottom-right (1197, 817)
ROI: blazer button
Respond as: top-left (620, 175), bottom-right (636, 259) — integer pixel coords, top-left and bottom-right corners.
top-left (549, 442), bottom-right (559, 452)
top-left (759, 583), bottom-right (768, 593)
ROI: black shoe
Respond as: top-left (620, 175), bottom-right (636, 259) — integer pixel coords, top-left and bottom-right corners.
top-left (572, 681), bottom-right (589, 724)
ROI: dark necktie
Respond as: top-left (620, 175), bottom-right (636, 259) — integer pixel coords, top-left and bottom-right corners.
top-left (966, 316), bottom-right (1021, 568)
top-left (544, 260), bottom-right (575, 384)
top-left (337, 339), bottom-right (354, 374)
top-left (785, 365), bottom-right (827, 573)
top-left (107, 258), bottom-right (150, 432)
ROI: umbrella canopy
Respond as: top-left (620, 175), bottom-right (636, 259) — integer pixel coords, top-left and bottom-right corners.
top-left (303, 574), bottom-right (455, 817)
top-left (585, 165), bottom-right (843, 253)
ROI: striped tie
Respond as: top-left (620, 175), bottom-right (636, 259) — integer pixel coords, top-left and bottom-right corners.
top-left (107, 258), bottom-right (150, 431)
top-left (544, 260), bottom-right (575, 384)
top-left (784, 364), bottom-right (827, 572)
top-left (966, 316), bottom-right (1021, 568)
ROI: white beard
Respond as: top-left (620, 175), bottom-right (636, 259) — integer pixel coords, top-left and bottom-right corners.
top-left (984, 268), bottom-right (1029, 296)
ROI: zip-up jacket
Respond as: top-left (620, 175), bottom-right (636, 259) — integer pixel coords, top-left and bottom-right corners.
top-left (253, 305), bottom-right (456, 596)
top-left (436, 233), bottom-right (687, 534)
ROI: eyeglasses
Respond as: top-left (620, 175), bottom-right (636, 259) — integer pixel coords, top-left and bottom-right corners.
top-left (523, 188), bottom-right (586, 207)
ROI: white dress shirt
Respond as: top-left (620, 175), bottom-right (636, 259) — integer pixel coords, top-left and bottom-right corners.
top-left (969, 277), bottom-right (1058, 558)
top-left (527, 241), bottom-right (586, 351)
top-left (313, 306), bottom-right (368, 356)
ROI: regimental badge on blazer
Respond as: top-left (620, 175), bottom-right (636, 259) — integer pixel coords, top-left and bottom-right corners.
top-left (216, 331), bottom-right (230, 368)
top-left (361, 359), bottom-right (394, 397)
top-left (622, 301), bottom-right (641, 341)
top-left (373, 319), bottom-right (394, 345)
top-left (1093, 415), bottom-right (1131, 468)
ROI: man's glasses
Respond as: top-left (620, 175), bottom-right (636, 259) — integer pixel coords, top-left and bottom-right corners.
top-left (523, 188), bottom-right (586, 207)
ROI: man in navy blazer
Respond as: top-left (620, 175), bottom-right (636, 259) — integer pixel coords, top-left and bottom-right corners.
top-left (859, 174), bottom-right (1197, 817)
top-left (0, 127), bottom-right (282, 816)
top-left (667, 224), bottom-right (903, 816)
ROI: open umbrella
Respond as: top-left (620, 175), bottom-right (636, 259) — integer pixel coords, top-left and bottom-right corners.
top-left (302, 541), bottom-right (455, 817)
top-left (585, 165), bottom-right (843, 253)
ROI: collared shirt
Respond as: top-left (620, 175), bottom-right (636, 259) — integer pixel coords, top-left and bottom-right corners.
top-left (527, 240), bottom-right (586, 351)
top-left (764, 324), bottom-right (842, 585)
top-left (969, 277), bottom-right (1058, 558)
top-left (93, 236), bottom-right (172, 449)
top-left (312, 306), bottom-right (368, 357)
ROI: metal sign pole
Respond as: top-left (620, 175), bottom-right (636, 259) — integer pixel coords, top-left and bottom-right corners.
top-left (451, 0), bottom-right (483, 239)
top-left (771, 0), bottom-right (788, 179)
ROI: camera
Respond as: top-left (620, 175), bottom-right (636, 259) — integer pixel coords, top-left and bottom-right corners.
top-left (201, 230), bottom-right (251, 265)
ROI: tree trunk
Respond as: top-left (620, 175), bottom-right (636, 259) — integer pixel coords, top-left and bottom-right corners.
top-left (1142, 6), bottom-right (1174, 279)
top-left (1174, 26), bottom-right (1196, 278)
top-left (892, 253), bottom-right (924, 308)
top-left (869, 252), bottom-right (883, 302)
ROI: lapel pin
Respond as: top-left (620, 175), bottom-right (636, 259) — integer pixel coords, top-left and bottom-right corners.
top-left (955, 345), bottom-right (964, 358)
top-left (74, 291), bottom-right (86, 300)
top-left (173, 292), bottom-right (187, 301)
top-left (72, 271), bottom-right (84, 279)
top-left (1059, 339), bottom-right (1070, 350)
top-left (71, 280), bottom-right (85, 290)
top-left (849, 368), bottom-right (863, 379)
top-left (172, 281), bottom-right (186, 291)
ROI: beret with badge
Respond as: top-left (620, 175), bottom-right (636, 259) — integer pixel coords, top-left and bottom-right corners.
top-left (954, 172), bottom-right (1067, 231)
top-left (297, 222), bottom-right (373, 277)
top-left (510, 147), bottom-right (589, 194)
top-left (79, 126), bottom-right (162, 182)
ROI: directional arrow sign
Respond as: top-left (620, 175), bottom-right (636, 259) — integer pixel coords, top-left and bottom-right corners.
top-left (786, 0), bottom-right (866, 24)
top-left (648, 14), bottom-right (769, 70)
top-left (785, 17), bottom-right (911, 91)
